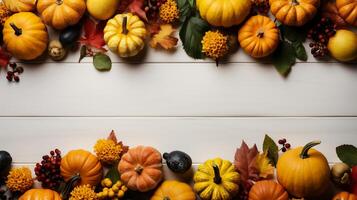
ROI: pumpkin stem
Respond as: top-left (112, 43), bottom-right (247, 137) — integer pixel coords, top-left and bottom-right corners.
top-left (291, 0), bottom-right (299, 5)
top-left (10, 23), bottom-right (22, 36)
top-left (135, 165), bottom-right (144, 175)
top-left (212, 164), bottom-right (222, 184)
top-left (122, 16), bottom-right (129, 35)
top-left (60, 174), bottom-right (81, 200)
top-left (300, 140), bottom-right (321, 159)
top-left (56, 0), bottom-right (63, 5)
top-left (163, 197), bottom-right (171, 200)
top-left (257, 29), bottom-right (264, 38)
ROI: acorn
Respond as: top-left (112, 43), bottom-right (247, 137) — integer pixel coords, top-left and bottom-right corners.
top-left (48, 40), bottom-right (67, 61)
top-left (163, 151), bottom-right (192, 174)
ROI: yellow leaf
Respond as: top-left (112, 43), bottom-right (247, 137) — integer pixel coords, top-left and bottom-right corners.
top-left (256, 152), bottom-right (275, 179)
top-left (150, 24), bottom-right (178, 50)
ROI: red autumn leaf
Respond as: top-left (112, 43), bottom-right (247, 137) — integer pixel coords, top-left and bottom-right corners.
top-left (128, 0), bottom-right (148, 21)
top-left (147, 23), bottom-right (161, 36)
top-left (117, 0), bottom-right (132, 13)
top-left (107, 130), bottom-right (129, 156)
top-left (79, 18), bottom-right (107, 51)
top-left (234, 141), bottom-right (260, 190)
top-left (0, 48), bottom-right (11, 68)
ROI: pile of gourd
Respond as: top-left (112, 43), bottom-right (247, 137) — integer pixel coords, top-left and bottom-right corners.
top-left (7, 141), bottom-right (356, 200)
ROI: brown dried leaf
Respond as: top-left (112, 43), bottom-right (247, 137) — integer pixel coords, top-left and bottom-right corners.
top-left (150, 24), bottom-right (178, 50)
top-left (107, 130), bottom-right (118, 143)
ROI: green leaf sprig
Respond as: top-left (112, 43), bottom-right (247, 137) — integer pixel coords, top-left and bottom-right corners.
top-left (336, 144), bottom-right (357, 167)
top-left (263, 134), bottom-right (279, 166)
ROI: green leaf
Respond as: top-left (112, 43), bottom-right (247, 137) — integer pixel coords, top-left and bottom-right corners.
top-left (273, 41), bottom-right (296, 76)
top-left (105, 166), bottom-right (120, 183)
top-left (336, 145), bottom-right (357, 167)
top-left (179, 16), bottom-right (210, 59)
top-left (177, 0), bottom-right (195, 23)
top-left (263, 134), bottom-right (279, 166)
top-left (93, 53), bottom-right (112, 71)
top-left (279, 25), bottom-right (306, 43)
top-left (293, 41), bottom-right (307, 61)
top-left (78, 45), bottom-right (87, 63)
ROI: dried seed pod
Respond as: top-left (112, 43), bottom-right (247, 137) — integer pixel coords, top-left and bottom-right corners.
top-left (48, 40), bottom-right (67, 61)
top-left (331, 162), bottom-right (351, 185)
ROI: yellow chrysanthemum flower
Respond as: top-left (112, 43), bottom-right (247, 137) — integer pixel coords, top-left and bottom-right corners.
top-left (159, 0), bottom-right (179, 23)
top-left (6, 167), bottom-right (34, 193)
top-left (94, 139), bottom-right (124, 164)
top-left (202, 31), bottom-right (229, 60)
top-left (0, 3), bottom-right (12, 25)
top-left (256, 152), bottom-right (275, 179)
top-left (70, 184), bottom-right (98, 200)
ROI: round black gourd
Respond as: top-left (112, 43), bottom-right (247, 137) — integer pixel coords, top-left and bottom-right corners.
top-left (0, 151), bottom-right (12, 178)
top-left (59, 25), bottom-right (81, 48)
top-left (163, 151), bottom-right (192, 174)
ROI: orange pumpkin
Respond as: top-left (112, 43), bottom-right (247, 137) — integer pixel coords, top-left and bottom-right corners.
top-left (3, 0), bottom-right (36, 12)
top-left (19, 189), bottom-right (61, 200)
top-left (118, 146), bottom-right (163, 192)
top-left (238, 15), bottom-right (279, 58)
top-left (37, 0), bottom-right (86, 30)
top-left (333, 192), bottom-right (357, 200)
top-left (60, 149), bottom-right (103, 187)
top-left (270, 0), bottom-right (320, 26)
top-left (322, 2), bottom-right (348, 27)
top-left (249, 180), bottom-right (289, 200)
top-left (336, 0), bottom-right (357, 26)
top-left (3, 12), bottom-right (48, 60)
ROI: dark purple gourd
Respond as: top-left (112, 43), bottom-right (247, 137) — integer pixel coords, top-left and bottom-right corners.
top-left (163, 151), bottom-right (192, 174)
top-left (0, 151), bottom-right (12, 179)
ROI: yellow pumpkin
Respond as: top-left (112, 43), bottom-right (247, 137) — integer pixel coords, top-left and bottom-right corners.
top-left (196, 0), bottom-right (252, 27)
top-left (104, 13), bottom-right (147, 58)
top-left (37, 0), bottom-right (86, 30)
top-left (336, 0), bottom-right (357, 26)
top-left (270, 0), bottom-right (320, 26)
top-left (276, 141), bottom-right (330, 198)
top-left (3, 12), bottom-right (48, 60)
top-left (19, 189), bottom-right (61, 200)
top-left (151, 180), bottom-right (196, 200)
top-left (333, 192), bottom-right (357, 200)
top-left (3, 0), bottom-right (36, 12)
top-left (249, 180), bottom-right (289, 200)
top-left (194, 158), bottom-right (240, 200)
top-left (61, 149), bottom-right (103, 187)
top-left (238, 15), bottom-right (279, 58)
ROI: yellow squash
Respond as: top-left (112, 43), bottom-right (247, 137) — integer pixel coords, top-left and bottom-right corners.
top-left (194, 158), bottom-right (240, 200)
top-left (37, 0), bottom-right (86, 30)
top-left (270, 0), bottom-right (320, 26)
top-left (196, 0), bottom-right (252, 27)
top-left (151, 180), bottom-right (196, 200)
top-left (336, 0), bottom-right (357, 26)
top-left (3, 12), bottom-right (48, 60)
top-left (238, 15), bottom-right (279, 58)
top-left (104, 13), bottom-right (147, 58)
top-left (87, 0), bottom-right (119, 20)
top-left (276, 141), bottom-right (330, 198)
top-left (3, 0), bottom-right (36, 12)
top-left (19, 189), bottom-right (61, 200)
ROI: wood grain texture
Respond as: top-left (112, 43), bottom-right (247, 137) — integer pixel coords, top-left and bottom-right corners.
top-left (2, 117), bottom-right (356, 163)
top-left (0, 62), bottom-right (356, 117)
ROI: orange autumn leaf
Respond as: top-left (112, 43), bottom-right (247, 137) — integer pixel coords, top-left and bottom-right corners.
top-left (150, 24), bottom-right (178, 50)
top-left (256, 152), bottom-right (274, 179)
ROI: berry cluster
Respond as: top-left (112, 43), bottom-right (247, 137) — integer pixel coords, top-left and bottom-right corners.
top-left (97, 178), bottom-right (128, 199)
top-left (252, 0), bottom-right (270, 15)
top-left (278, 138), bottom-right (291, 152)
top-left (144, 0), bottom-right (167, 20)
top-left (307, 17), bottom-right (337, 58)
top-left (6, 63), bottom-right (23, 82)
top-left (34, 149), bottom-right (63, 190)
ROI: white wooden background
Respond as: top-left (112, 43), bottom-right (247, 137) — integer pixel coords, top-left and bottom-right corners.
top-left (0, 29), bottom-right (357, 171)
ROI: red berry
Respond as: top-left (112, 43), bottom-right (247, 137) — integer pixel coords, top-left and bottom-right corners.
top-left (278, 139), bottom-right (284, 144)
top-left (281, 147), bottom-right (287, 152)
top-left (285, 143), bottom-right (291, 148)
top-left (14, 76), bottom-right (20, 82)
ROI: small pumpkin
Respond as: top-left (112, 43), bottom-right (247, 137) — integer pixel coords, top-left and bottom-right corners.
top-left (276, 141), bottom-right (330, 198)
top-left (60, 149), bottom-right (103, 187)
top-left (336, 0), bottom-right (357, 26)
top-left (118, 145), bottom-right (163, 192)
top-left (270, 0), bottom-right (320, 26)
top-left (196, 0), bottom-right (251, 27)
top-left (163, 150), bottom-right (192, 174)
top-left (333, 192), bottom-right (357, 200)
top-left (151, 180), bottom-right (196, 200)
top-left (249, 180), bottom-right (289, 200)
top-left (194, 158), bottom-right (240, 200)
top-left (3, 0), bottom-right (36, 12)
top-left (3, 12), bottom-right (48, 60)
top-left (238, 15), bottom-right (279, 58)
top-left (19, 189), bottom-right (61, 200)
top-left (104, 13), bottom-right (147, 58)
top-left (37, 0), bottom-right (86, 30)
top-left (322, 2), bottom-right (348, 27)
